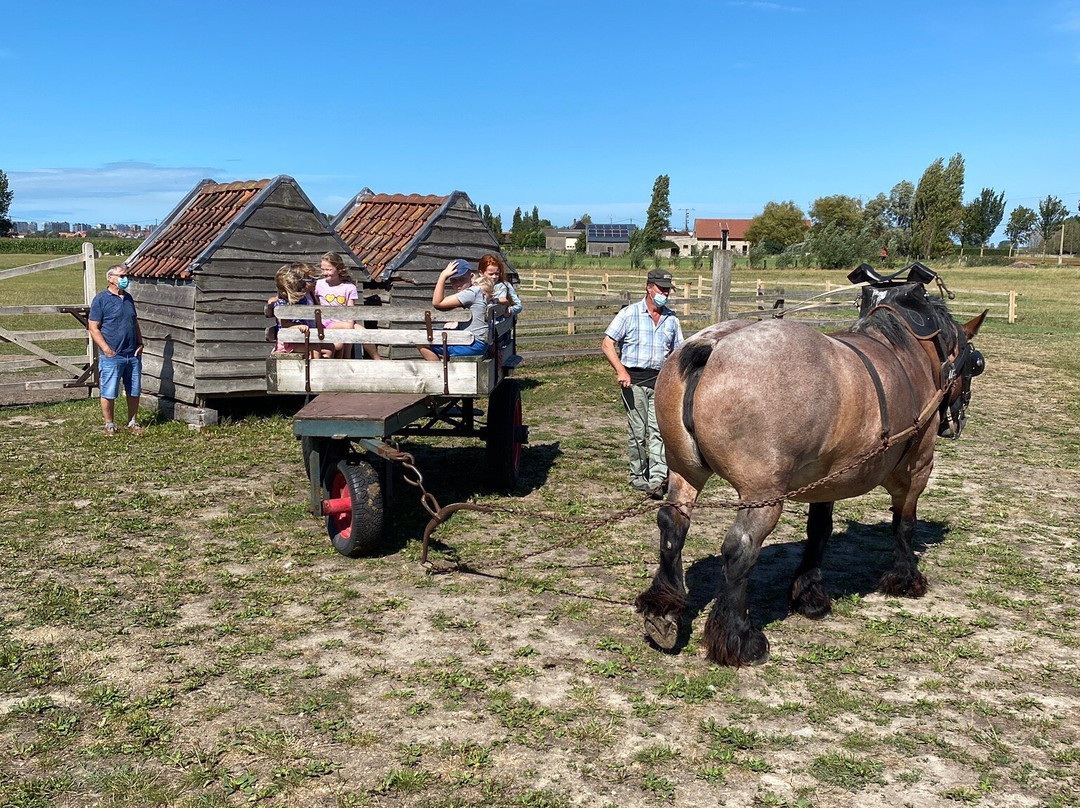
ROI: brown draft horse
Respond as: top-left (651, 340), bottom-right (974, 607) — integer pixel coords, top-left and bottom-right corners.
top-left (635, 263), bottom-right (987, 666)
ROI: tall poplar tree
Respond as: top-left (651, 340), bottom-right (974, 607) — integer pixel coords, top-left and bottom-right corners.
top-left (959, 188), bottom-right (1006, 247)
top-left (637, 174), bottom-right (672, 252)
top-left (911, 153), bottom-right (965, 258)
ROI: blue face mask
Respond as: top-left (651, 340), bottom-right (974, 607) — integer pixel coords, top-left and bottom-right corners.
top-left (116, 277), bottom-right (130, 290)
top-left (652, 293), bottom-right (668, 307)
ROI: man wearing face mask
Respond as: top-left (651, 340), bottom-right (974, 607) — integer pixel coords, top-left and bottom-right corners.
top-left (89, 265), bottom-right (145, 436)
top-left (601, 268), bottom-right (683, 498)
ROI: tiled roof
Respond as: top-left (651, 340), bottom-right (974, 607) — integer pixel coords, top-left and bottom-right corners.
top-left (335, 193), bottom-right (449, 280)
top-left (127, 180), bottom-right (270, 278)
top-left (694, 218), bottom-right (754, 241)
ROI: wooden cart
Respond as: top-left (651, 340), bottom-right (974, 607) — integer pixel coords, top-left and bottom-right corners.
top-left (266, 303), bottom-right (526, 557)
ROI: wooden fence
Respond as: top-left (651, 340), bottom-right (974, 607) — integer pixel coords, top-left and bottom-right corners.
top-left (513, 270), bottom-right (1018, 362)
top-left (0, 242), bottom-right (98, 402)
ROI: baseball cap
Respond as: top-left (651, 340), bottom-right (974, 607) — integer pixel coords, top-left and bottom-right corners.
top-left (647, 268), bottom-right (674, 289)
top-left (447, 259), bottom-right (473, 281)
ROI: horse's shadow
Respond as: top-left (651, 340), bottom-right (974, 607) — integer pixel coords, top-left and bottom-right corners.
top-left (667, 517), bottom-right (949, 651)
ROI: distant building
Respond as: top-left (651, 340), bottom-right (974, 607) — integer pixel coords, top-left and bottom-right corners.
top-left (586, 223), bottom-right (637, 257)
top-left (661, 230), bottom-right (696, 257)
top-left (544, 225), bottom-right (585, 252)
top-left (694, 218), bottom-right (754, 255)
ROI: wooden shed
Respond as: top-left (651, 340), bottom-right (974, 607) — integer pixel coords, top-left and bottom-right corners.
top-left (124, 176), bottom-right (363, 412)
top-left (331, 189), bottom-right (515, 306)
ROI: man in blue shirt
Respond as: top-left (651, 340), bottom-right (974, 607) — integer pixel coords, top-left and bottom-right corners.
top-left (601, 268), bottom-right (683, 498)
top-left (89, 265), bottom-right (144, 436)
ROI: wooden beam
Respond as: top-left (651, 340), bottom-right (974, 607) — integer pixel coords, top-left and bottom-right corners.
top-left (0, 254), bottom-right (83, 281)
top-left (0, 324), bottom-right (87, 375)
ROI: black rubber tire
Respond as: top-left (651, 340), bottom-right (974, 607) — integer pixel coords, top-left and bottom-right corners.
top-left (486, 379), bottom-right (523, 490)
top-left (323, 457), bottom-right (385, 558)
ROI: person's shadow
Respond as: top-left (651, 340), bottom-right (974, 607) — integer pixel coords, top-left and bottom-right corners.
top-left (660, 517), bottom-right (950, 652)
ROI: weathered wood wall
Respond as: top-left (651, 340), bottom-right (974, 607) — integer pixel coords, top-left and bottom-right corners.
top-left (134, 180), bottom-right (360, 405)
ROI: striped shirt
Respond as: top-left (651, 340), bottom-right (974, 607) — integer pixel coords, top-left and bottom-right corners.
top-left (605, 298), bottom-right (683, 370)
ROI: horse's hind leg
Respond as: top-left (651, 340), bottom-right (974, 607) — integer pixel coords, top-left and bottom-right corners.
top-left (636, 472), bottom-right (698, 650)
top-left (789, 501), bottom-right (834, 619)
top-left (703, 503), bottom-right (782, 666)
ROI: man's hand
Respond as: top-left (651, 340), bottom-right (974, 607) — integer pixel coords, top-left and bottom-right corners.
top-left (616, 369), bottom-right (632, 388)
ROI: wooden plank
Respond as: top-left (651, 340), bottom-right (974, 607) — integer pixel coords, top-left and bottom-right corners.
top-left (0, 305), bottom-right (90, 316)
top-left (0, 324), bottom-right (86, 375)
top-left (195, 376), bottom-right (269, 396)
top-left (5, 328), bottom-right (87, 341)
top-left (272, 304), bottom-right (470, 324)
top-left (238, 205), bottom-right (325, 233)
top-left (130, 281), bottom-right (196, 308)
top-left (268, 356), bottom-right (495, 396)
top-left (0, 355), bottom-right (86, 371)
top-left (292, 393), bottom-right (432, 439)
top-left (275, 327), bottom-right (473, 346)
top-left (195, 358), bottom-right (272, 379)
top-left (264, 181), bottom-right (313, 211)
top-left (142, 339), bottom-right (195, 365)
top-left (194, 341), bottom-right (273, 361)
top-left (0, 254), bottom-right (82, 281)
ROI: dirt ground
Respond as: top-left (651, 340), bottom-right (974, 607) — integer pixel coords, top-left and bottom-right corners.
top-left (1, 329), bottom-right (1079, 807)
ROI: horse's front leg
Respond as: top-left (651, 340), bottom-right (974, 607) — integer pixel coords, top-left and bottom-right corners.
top-left (703, 503), bottom-right (783, 666)
top-left (789, 501), bottom-right (834, 619)
top-left (636, 471), bottom-right (698, 650)
top-left (880, 445), bottom-right (933, 597)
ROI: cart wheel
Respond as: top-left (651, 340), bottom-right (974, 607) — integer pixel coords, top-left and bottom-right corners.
top-left (323, 458), bottom-right (384, 557)
top-left (487, 379), bottom-right (524, 490)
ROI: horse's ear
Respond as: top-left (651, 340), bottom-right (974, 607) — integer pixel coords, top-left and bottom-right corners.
top-left (963, 309), bottom-right (988, 339)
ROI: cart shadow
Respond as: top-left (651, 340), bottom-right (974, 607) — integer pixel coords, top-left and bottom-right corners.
top-left (658, 517), bottom-right (949, 653)
top-left (382, 440), bottom-right (563, 555)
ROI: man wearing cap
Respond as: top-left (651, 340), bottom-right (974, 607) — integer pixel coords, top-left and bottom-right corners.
top-left (601, 268), bottom-right (683, 498)
top-left (418, 259), bottom-right (490, 360)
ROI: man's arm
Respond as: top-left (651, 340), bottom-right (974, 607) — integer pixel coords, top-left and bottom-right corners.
top-left (88, 320), bottom-right (115, 358)
top-left (601, 335), bottom-right (631, 388)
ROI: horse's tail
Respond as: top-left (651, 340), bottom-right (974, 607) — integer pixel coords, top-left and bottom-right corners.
top-left (677, 339), bottom-right (714, 447)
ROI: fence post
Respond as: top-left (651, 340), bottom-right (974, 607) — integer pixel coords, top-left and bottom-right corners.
top-left (825, 279), bottom-right (832, 304)
top-left (602, 272), bottom-right (609, 296)
top-left (567, 288), bottom-right (575, 335)
top-left (711, 249), bottom-right (732, 322)
top-left (1008, 290), bottom-right (1016, 324)
top-left (82, 242), bottom-right (97, 369)
top-left (546, 274), bottom-right (554, 300)
top-left (531, 270), bottom-right (538, 291)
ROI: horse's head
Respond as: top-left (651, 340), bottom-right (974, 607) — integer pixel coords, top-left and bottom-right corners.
top-left (938, 309), bottom-right (987, 438)
top-left (849, 262), bottom-right (987, 439)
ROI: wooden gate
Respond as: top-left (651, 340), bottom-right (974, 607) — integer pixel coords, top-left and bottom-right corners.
top-left (0, 242), bottom-right (98, 402)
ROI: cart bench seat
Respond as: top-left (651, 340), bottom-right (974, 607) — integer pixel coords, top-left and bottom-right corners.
top-left (292, 393), bottom-right (431, 439)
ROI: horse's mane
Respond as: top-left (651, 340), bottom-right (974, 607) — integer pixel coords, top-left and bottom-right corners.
top-left (849, 290), bottom-right (956, 348)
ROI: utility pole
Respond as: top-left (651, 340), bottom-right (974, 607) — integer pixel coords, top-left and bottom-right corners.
top-left (678, 207), bottom-right (694, 232)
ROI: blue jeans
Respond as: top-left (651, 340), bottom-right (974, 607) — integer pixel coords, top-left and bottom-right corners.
top-left (429, 340), bottom-right (488, 358)
top-left (99, 354), bottom-right (142, 400)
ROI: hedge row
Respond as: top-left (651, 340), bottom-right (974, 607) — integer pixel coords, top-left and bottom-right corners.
top-left (0, 237), bottom-right (138, 255)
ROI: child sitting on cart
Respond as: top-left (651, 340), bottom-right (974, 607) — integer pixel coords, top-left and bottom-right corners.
top-left (271, 263), bottom-right (325, 359)
top-left (418, 259), bottom-right (494, 360)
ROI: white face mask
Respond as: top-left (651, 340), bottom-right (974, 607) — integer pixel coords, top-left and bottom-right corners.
top-left (652, 293), bottom-right (668, 307)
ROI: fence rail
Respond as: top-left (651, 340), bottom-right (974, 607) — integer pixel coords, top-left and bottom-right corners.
top-left (513, 270), bottom-right (1017, 363)
top-left (0, 243), bottom-right (98, 402)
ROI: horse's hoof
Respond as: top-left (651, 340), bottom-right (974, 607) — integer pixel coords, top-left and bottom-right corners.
top-left (879, 568), bottom-right (928, 598)
top-left (790, 570), bottom-right (832, 620)
top-left (742, 630), bottom-right (771, 666)
top-left (643, 612), bottom-right (680, 650)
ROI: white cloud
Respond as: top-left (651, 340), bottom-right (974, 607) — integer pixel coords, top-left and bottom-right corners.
top-left (9, 162), bottom-right (227, 224)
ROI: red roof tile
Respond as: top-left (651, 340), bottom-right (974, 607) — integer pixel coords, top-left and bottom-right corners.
top-left (694, 218), bottom-right (754, 241)
top-left (127, 180), bottom-right (271, 278)
top-left (335, 193), bottom-right (449, 280)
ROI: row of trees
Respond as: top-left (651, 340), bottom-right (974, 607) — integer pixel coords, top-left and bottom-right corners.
top-left (743, 154), bottom-right (1079, 267)
top-left (0, 170), bottom-right (13, 237)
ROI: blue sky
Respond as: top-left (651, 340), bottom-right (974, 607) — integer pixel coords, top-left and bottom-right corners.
top-left (4, 0), bottom-right (1079, 239)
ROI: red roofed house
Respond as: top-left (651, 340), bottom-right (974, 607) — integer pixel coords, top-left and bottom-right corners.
top-left (332, 189), bottom-right (515, 307)
top-left (694, 218), bottom-right (755, 255)
top-left (124, 176), bottom-right (361, 415)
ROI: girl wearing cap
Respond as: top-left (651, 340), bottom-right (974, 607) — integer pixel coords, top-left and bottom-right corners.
top-left (418, 259), bottom-right (492, 360)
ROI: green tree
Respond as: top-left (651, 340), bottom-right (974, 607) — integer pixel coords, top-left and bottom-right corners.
top-left (911, 154), bottom-right (965, 258)
top-left (635, 174), bottom-right (671, 252)
top-left (744, 200), bottom-right (808, 252)
top-left (0, 169), bottom-right (13, 237)
top-left (809, 195), bottom-right (864, 232)
top-left (888, 181), bottom-right (915, 231)
top-left (1004, 205), bottom-right (1038, 249)
top-left (480, 204), bottom-right (502, 243)
top-left (1036, 195), bottom-right (1069, 254)
top-left (958, 188), bottom-right (1006, 248)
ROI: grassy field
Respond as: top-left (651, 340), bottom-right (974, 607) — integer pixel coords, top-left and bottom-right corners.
top-left (1, 257), bottom-right (1079, 807)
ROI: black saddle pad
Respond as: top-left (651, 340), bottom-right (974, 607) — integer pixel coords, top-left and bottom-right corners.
top-left (858, 282), bottom-right (941, 338)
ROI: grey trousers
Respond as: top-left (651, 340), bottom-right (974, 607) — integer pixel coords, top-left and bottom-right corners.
top-left (621, 383), bottom-right (666, 489)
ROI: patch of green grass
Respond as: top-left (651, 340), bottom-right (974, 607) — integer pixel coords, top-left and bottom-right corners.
top-left (809, 752), bottom-right (886, 791)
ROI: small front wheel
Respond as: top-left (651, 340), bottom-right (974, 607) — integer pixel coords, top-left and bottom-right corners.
top-left (322, 458), bottom-right (385, 557)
